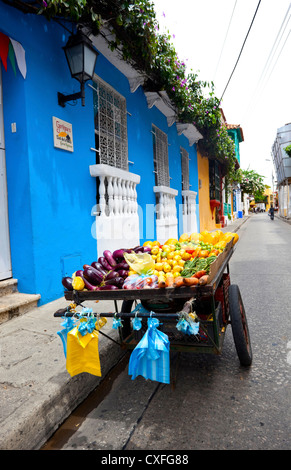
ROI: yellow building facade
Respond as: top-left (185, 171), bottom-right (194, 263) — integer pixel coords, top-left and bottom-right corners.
top-left (197, 149), bottom-right (218, 231)
top-left (264, 187), bottom-right (274, 212)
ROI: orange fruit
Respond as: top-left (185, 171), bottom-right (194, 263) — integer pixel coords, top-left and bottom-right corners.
top-left (143, 241), bottom-right (153, 247)
top-left (181, 252), bottom-right (191, 260)
top-left (179, 233), bottom-right (190, 242)
top-left (155, 262), bottom-right (164, 271)
top-left (164, 238), bottom-right (178, 246)
top-left (163, 262), bottom-right (172, 273)
top-left (199, 250), bottom-right (210, 258)
top-left (190, 232), bottom-right (203, 242)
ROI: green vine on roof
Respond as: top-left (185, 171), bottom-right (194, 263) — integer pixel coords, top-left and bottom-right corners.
top-left (38, 0), bottom-right (237, 174)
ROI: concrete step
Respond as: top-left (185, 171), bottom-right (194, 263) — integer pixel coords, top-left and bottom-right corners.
top-left (0, 278), bottom-right (18, 297)
top-left (0, 292), bottom-right (41, 325)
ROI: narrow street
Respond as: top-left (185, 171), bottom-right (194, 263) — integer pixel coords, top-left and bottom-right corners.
top-left (43, 214), bottom-right (291, 451)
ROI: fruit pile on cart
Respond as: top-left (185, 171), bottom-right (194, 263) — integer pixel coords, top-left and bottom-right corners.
top-left (54, 230), bottom-right (252, 385)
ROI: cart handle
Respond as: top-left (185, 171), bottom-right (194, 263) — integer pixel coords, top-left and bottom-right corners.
top-left (53, 309), bottom-right (181, 320)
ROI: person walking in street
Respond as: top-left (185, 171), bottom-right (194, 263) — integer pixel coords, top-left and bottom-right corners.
top-left (268, 204), bottom-right (274, 220)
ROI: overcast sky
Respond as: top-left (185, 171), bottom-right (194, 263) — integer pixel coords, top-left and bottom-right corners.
top-left (152, 0), bottom-right (291, 187)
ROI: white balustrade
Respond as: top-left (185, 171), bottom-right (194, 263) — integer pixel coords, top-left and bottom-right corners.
top-left (181, 190), bottom-right (198, 234)
top-left (90, 164), bottom-right (140, 256)
top-left (153, 185), bottom-right (178, 242)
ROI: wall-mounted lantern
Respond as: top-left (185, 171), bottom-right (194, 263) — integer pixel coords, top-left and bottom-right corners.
top-left (58, 28), bottom-right (98, 107)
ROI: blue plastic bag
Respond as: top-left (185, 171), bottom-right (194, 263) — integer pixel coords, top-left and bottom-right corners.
top-left (176, 314), bottom-right (199, 336)
top-left (57, 316), bottom-right (77, 358)
top-left (131, 303), bottom-right (149, 331)
top-left (77, 316), bottom-right (96, 336)
top-left (57, 307), bottom-right (96, 358)
top-left (132, 316), bottom-right (142, 331)
top-left (128, 316), bottom-right (170, 384)
top-left (112, 316), bottom-right (123, 329)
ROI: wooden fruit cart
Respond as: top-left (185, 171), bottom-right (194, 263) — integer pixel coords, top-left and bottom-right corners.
top-left (55, 243), bottom-right (252, 368)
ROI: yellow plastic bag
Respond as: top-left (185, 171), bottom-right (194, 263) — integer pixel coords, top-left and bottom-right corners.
top-left (66, 317), bottom-right (107, 377)
top-left (124, 252), bottom-right (155, 275)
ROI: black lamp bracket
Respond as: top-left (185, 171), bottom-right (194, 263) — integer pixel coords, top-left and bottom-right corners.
top-left (58, 82), bottom-right (85, 107)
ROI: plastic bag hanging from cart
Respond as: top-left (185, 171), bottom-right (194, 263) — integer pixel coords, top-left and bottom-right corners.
top-left (112, 314), bottom-right (123, 329)
top-left (57, 316), bottom-right (77, 358)
top-left (132, 315), bottom-right (142, 331)
top-left (66, 315), bottom-right (107, 378)
top-left (176, 313), bottom-right (199, 336)
top-left (131, 303), bottom-right (150, 331)
top-left (128, 316), bottom-right (170, 384)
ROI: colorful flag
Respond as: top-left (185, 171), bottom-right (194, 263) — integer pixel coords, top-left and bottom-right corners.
top-left (0, 32), bottom-right (26, 78)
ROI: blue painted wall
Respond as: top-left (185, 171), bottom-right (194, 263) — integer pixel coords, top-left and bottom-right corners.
top-left (95, 53), bottom-right (199, 242)
top-left (0, 3), bottom-right (199, 305)
top-left (228, 128), bottom-right (241, 165)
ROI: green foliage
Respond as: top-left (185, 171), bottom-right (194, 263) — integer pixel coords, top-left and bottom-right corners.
top-left (39, 0), bottom-right (236, 172)
top-left (39, 0), bottom-right (102, 32)
top-left (233, 168), bottom-right (265, 198)
top-left (284, 144), bottom-right (291, 157)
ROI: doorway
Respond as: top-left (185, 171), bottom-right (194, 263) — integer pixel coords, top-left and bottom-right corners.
top-left (0, 66), bottom-right (12, 280)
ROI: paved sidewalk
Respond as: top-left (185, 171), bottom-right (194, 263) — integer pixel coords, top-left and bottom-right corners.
top-left (220, 214), bottom-right (251, 233)
top-left (275, 213), bottom-right (291, 225)
top-left (0, 215), bottom-right (250, 450)
top-left (0, 297), bottom-right (126, 450)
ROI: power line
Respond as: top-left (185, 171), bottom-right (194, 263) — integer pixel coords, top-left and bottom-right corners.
top-left (263, 27), bottom-right (290, 87)
top-left (219, 0), bottom-right (262, 103)
top-left (244, 4), bottom-right (291, 118)
top-left (256, 3), bottom-right (291, 89)
top-left (213, 0), bottom-right (238, 81)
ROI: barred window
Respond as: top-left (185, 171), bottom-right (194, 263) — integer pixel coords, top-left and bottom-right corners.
top-left (93, 76), bottom-right (128, 170)
top-left (152, 124), bottom-right (170, 186)
top-left (181, 147), bottom-right (189, 190)
top-left (209, 159), bottom-right (221, 201)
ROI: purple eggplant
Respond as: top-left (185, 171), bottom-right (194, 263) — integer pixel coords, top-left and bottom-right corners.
top-left (143, 246), bottom-right (152, 253)
top-left (104, 276), bottom-right (124, 288)
top-left (75, 270), bottom-right (96, 291)
top-left (103, 250), bottom-right (117, 267)
top-left (132, 246), bottom-right (144, 253)
top-left (112, 249), bottom-right (126, 261)
top-left (98, 256), bottom-right (112, 271)
top-left (91, 261), bottom-right (108, 276)
top-left (97, 285), bottom-right (119, 290)
top-left (117, 269), bottom-right (128, 279)
top-left (83, 267), bottom-right (103, 285)
top-left (88, 264), bottom-right (107, 279)
top-left (115, 261), bottom-right (129, 270)
top-left (105, 270), bottom-right (119, 281)
top-left (62, 276), bottom-right (74, 291)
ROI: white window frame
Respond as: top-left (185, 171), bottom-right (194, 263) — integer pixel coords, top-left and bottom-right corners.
top-left (93, 74), bottom-right (128, 170)
top-left (181, 146), bottom-right (190, 191)
top-left (152, 124), bottom-right (170, 187)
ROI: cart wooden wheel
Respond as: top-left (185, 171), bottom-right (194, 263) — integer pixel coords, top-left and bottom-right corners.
top-left (228, 284), bottom-right (252, 366)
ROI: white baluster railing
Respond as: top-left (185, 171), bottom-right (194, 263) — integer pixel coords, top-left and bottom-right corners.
top-left (181, 190), bottom-right (198, 234)
top-left (153, 185), bottom-right (178, 242)
top-left (90, 164), bottom-right (141, 256)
